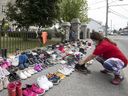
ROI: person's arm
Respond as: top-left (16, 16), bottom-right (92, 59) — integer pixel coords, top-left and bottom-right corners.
top-left (79, 54), bottom-right (96, 65)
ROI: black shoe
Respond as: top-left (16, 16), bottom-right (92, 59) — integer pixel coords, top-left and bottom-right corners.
top-left (8, 72), bottom-right (20, 82)
top-left (75, 64), bottom-right (82, 70)
top-left (75, 64), bottom-right (91, 74)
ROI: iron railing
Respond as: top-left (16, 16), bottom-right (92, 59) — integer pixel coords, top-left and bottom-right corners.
top-left (0, 31), bottom-right (41, 53)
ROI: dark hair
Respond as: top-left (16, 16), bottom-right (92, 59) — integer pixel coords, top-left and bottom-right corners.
top-left (90, 32), bottom-right (116, 46)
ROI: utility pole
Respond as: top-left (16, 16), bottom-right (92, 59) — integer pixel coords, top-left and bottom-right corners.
top-left (105, 0), bottom-right (109, 37)
top-left (111, 20), bottom-right (112, 33)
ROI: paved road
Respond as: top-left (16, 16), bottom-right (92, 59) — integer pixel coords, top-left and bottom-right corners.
top-left (0, 36), bottom-right (128, 96)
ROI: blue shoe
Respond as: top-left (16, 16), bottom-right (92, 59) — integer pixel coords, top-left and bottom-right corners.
top-left (18, 63), bottom-right (25, 70)
top-left (24, 63), bottom-right (29, 68)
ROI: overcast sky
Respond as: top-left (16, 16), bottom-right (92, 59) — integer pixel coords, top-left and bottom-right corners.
top-left (87, 0), bottom-right (128, 30)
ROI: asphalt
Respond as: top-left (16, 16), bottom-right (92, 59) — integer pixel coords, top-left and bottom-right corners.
top-left (0, 36), bottom-right (128, 96)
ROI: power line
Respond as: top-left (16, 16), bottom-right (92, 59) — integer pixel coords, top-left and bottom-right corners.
top-left (89, 0), bottom-right (105, 5)
top-left (109, 9), bottom-right (128, 19)
top-left (88, 5), bottom-right (106, 10)
top-left (109, 4), bottom-right (128, 7)
top-left (88, 0), bottom-right (117, 10)
top-left (109, 0), bottom-right (118, 4)
top-left (110, 1), bottom-right (128, 13)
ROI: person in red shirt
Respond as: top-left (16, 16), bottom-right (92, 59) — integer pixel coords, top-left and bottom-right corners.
top-left (76, 32), bottom-right (128, 85)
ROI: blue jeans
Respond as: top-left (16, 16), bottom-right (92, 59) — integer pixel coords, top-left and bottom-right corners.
top-left (96, 57), bottom-right (125, 76)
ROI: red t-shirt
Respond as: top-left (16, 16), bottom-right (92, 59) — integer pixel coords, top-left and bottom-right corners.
top-left (93, 39), bottom-right (128, 65)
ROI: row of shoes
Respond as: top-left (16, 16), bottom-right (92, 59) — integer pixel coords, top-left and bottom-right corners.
top-left (17, 67), bottom-right (37, 80)
top-left (0, 77), bottom-right (9, 91)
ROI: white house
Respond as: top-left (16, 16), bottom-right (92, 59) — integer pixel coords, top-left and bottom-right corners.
top-left (87, 18), bottom-right (105, 33)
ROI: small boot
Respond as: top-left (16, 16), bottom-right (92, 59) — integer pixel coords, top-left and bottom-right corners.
top-left (4, 48), bottom-right (8, 58)
top-left (1, 49), bottom-right (4, 58)
top-left (15, 80), bottom-right (22, 96)
top-left (0, 49), bottom-right (2, 57)
top-left (111, 75), bottom-right (124, 85)
top-left (7, 82), bottom-right (16, 96)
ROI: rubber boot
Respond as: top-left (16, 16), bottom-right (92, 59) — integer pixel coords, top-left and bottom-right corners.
top-left (7, 82), bottom-right (16, 96)
top-left (1, 48), bottom-right (4, 58)
top-left (15, 80), bottom-right (22, 96)
top-left (4, 48), bottom-right (7, 58)
top-left (0, 48), bottom-right (2, 57)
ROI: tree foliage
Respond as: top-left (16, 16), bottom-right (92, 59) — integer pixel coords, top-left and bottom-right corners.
top-left (6, 0), bottom-right (61, 28)
top-left (59, 0), bottom-right (88, 22)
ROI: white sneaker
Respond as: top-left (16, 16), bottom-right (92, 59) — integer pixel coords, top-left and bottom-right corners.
top-left (9, 56), bottom-right (19, 66)
top-left (37, 77), bottom-right (49, 91)
top-left (60, 60), bottom-right (67, 64)
top-left (27, 68), bottom-right (35, 75)
top-left (23, 71), bottom-right (31, 77)
top-left (18, 71), bottom-right (27, 79)
top-left (58, 67), bottom-right (71, 76)
top-left (40, 75), bottom-right (53, 88)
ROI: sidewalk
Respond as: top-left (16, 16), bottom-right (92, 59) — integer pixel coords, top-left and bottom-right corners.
top-left (0, 39), bottom-right (128, 96)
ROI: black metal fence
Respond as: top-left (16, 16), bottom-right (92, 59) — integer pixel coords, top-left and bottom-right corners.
top-left (0, 31), bottom-right (41, 53)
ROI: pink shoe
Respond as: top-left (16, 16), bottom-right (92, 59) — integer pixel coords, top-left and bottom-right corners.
top-left (34, 64), bottom-right (42, 72)
top-left (5, 61), bottom-right (11, 67)
top-left (1, 63), bottom-right (8, 69)
top-left (22, 88), bottom-right (38, 96)
top-left (27, 84), bottom-right (45, 95)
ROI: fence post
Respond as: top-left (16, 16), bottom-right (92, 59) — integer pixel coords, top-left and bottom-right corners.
top-left (0, 32), bottom-right (1, 49)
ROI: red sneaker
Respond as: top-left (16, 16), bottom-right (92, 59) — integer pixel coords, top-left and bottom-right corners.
top-left (111, 75), bottom-right (124, 85)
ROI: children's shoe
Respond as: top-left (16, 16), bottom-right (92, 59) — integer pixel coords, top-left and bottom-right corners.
top-left (7, 82), bottom-right (16, 96)
top-left (8, 72), bottom-right (20, 82)
top-left (3, 77), bottom-right (9, 88)
top-left (18, 71), bottom-right (27, 79)
top-left (55, 72), bottom-right (66, 80)
top-left (18, 63), bottom-right (25, 70)
top-left (111, 75), bottom-right (124, 85)
top-left (37, 77), bottom-right (49, 91)
top-left (24, 63), bottom-right (29, 68)
top-left (15, 81), bottom-right (22, 96)
top-left (10, 56), bottom-right (19, 66)
top-left (47, 73), bottom-right (61, 85)
top-left (40, 75), bottom-right (53, 88)
top-left (0, 78), bottom-right (3, 91)
top-left (22, 88), bottom-right (38, 96)
top-left (26, 84), bottom-right (45, 95)
top-left (58, 67), bottom-right (72, 76)
top-left (1, 63), bottom-right (8, 69)
top-left (23, 71), bottom-right (31, 78)
top-left (34, 64), bottom-right (42, 72)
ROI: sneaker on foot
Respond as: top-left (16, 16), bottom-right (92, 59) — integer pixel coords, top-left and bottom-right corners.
top-left (111, 75), bottom-right (124, 85)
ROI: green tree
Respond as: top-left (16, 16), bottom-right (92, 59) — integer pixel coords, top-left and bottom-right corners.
top-left (6, 0), bottom-right (61, 29)
top-left (60, 0), bottom-right (88, 22)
